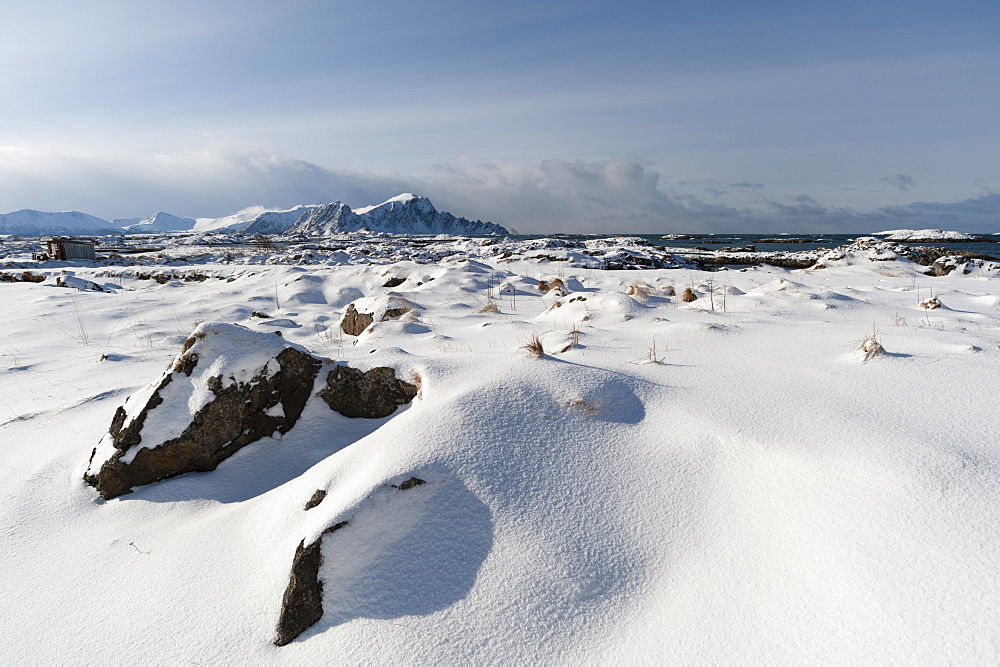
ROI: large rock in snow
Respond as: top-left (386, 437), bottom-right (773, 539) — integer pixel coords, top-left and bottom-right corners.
top-left (84, 323), bottom-right (420, 499)
top-left (340, 295), bottom-right (418, 336)
top-left (319, 366), bottom-right (419, 418)
top-left (84, 324), bottom-right (321, 499)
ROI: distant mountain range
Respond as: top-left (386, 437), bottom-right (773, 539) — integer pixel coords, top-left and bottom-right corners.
top-left (0, 194), bottom-right (507, 237)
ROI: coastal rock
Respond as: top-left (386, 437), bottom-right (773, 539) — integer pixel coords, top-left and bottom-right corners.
top-left (83, 323), bottom-right (321, 499)
top-left (340, 304), bottom-right (374, 336)
top-left (319, 366), bottom-right (418, 418)
top-left (339, 295), bottom-right (418, 336)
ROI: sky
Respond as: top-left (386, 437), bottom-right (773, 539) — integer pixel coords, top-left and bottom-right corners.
top-left (1, 0), bottom-right (998, 233)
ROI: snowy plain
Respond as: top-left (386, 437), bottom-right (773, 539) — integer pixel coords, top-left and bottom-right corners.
top-left (1, 234), bottom-right (999, 663)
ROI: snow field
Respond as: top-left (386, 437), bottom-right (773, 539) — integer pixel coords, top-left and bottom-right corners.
top-left (1, 246), bottom-right (999, 662)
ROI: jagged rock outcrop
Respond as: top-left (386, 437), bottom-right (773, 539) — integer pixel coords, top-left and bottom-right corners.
top-left (84, 324), bottom-right (321, 499)
top-left (285, 202), bottom-right (359, 236)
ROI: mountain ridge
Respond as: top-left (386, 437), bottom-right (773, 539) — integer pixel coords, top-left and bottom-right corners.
top-left (0, 195), bottom-right (506, 236)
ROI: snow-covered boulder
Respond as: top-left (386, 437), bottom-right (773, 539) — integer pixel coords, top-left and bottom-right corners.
top-left (84, 323), bottom-right (321, 499)
top-left (83, 322), bottom-right (422, 499)
top-left (339, 295), bottom-right (419, 336)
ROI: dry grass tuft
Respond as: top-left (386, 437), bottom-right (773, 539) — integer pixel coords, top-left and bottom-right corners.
top-left (919, 297), bottom-right (942, 310)
top-left (558, 327), bottom-right (582, 353)
top-left (565, 398), bottom-right (599, 414)
top-left (626, 283), bottom-right (653, 299)
top-left (681, 287), bottom-right (698, 302)
top-left (538, 278), bottom-right (565, 293)
top-left (662, 285), bottom-right (676, 296)
top-left (859, 330), bottom-right (885, 363)
top-left (478, 299), bottom-right (500, 313)
top-left (520, 334), bottom-right (545, 358)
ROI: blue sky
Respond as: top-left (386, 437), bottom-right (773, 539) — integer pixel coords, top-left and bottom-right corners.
top-left (1, 0), bottom-right (998, 232)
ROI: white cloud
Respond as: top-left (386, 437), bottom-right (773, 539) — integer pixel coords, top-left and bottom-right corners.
top-left (0, 147), bottom-right (996, 234)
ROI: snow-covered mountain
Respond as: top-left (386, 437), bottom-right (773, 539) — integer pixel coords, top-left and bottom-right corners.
top-left (194, 205), bottom-right (321, 233)
top-left (0, 209), bottom-right (120, 236)
top-left (286, 194), bottom-right (507, 236)
top-left (285, 202), bottom-right (360, 236)
top-left (121, 212), bottom-right (198, 233)
top-left (240, 205), bottom-right (322, 234)
top-left (0, 195), bottom-right (504, 237)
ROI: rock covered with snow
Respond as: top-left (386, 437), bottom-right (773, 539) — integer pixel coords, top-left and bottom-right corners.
top-left (84, 323), bottom-right (322, 499)
top-left (82, 321), bottom-right (423, 499)
top-left (874, 228), bottom-right (987, 242)
top-left (339, 295), bottom-right (419, 336)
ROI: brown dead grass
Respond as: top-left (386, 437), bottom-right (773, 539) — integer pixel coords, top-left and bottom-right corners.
top-left (538, 278), bottom-right (565, 293)
top-left (520, 334), bottom-right (545, 358)
top-left (626, 283), bottom-right (653, 299)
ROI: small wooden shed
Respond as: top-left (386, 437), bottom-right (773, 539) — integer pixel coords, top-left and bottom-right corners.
top-left (45, 237), bottom-right (96, 261)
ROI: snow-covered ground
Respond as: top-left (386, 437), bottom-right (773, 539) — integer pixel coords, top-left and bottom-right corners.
top-left (1, 235), bottom-right (999, 662)
top-left (874, 228), bottom-right (985, 242)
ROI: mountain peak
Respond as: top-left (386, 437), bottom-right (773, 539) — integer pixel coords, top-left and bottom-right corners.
top-left (285, 194), bottom-right (506, 236)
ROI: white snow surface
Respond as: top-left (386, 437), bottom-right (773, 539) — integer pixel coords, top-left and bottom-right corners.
top-left (1, 237), bottom-right (1000, 663)
top-left (353, 192), bottom-right (418, 215)
top-left (875, 228), bottom-right (980, 241)
top-left (121, 211), bottom-right (198, 233)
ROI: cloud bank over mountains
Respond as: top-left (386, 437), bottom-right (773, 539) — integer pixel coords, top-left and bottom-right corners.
top-left (0, 146), bottom-right (995, 234)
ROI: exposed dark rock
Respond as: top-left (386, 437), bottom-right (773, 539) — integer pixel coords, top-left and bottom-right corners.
top-left (274, 538), bottom-right (324, 646)
top-left (251, 311), bottom-right (272, 319)
top-left (340, 304), bottom-right (374, 336)
top-left (0, 271), bottom-right (45, 283)
top-left (382, 276), bottom-right (406, 288)
top-left (304, 489), bottom-right (326, 511)
top-left (319, 366), bottom-right (418, 418)
top-left (275, 520), bottom-right (349, 646)
top-left (84, 346), bottom-right (321, 499)
top-left (900, 245), bottom-right (996, 267)
top-left (393, 477), bottom-right (426, 491)
top-left (695, 254), bottom-right (817, 270)
top-left (275, 475), bottom-right (430, 646)
top-left (381, 308), bottom-right (410, 321)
